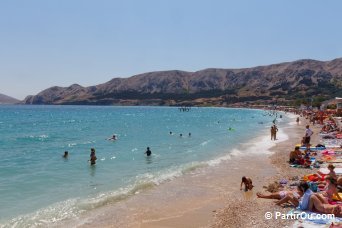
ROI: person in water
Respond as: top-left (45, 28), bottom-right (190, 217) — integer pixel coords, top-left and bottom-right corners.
top-left (240, 176), bottom-right (254, 191)
top-left (89, 148), bottom-right (97, 165)
top-left (108, 135), bottom-right (117, 140)
top-left (180, 133), bottom-right (183, 137)
top-left (63, 151), bottom-right (69, 158)
top-left (145, 147), bottom-right (152, 156)
top-left (188, 132), bottom-right (191, 137)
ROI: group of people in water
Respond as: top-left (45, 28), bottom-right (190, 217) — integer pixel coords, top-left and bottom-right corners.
top-left (63, 146), bottom-right (152, 165)
top-left (62, 130), bottom-right (193, 165)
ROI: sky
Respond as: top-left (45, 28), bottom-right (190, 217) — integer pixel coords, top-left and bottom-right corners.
top-left (1, 0), bottom-right (342, 99)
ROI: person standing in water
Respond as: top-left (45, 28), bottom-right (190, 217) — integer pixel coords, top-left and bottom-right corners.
top-left (296, 117), bottom-right (300, 125)
top-left (63, 151), bottom-right (69, 158)
top-left (89, 148), bottom-right (97, 165)
top-left (145, 147), bottom-right (152, 156)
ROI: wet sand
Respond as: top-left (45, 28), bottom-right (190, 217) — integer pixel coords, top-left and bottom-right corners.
top-left (57, 113), bottom-right (316, 228)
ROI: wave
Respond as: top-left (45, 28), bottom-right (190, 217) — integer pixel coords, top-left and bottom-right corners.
top-left (0, 162), bottom-right (208, 228)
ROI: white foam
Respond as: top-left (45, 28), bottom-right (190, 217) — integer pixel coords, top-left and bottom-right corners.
top-left (200, 140), bottom-right (211, 146)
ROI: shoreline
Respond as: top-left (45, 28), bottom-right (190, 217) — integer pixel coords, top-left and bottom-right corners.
top-left (50, 112), bottom-right (293, 227)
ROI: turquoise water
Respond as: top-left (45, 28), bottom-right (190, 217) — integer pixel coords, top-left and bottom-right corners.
top-left (0, 106), bottom-right (281, 226)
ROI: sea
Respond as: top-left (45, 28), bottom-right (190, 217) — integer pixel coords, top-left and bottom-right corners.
top-left (0, 105), bottom-right (288, 227)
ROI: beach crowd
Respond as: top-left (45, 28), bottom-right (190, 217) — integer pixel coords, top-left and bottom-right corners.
top-left (242, 108), bottom-right (342, 225)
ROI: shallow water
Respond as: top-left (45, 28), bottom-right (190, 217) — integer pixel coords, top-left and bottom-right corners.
top-left (0, 105), bottom-right (284, 226)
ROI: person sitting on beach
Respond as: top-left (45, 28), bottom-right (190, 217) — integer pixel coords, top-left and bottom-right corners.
top-left (289, 146), bottom-right (303, 164)
top-left (298, 181), bottom-right (313, 210)
top-left (257, 183), bottom-right (305, 206)
top-left (240, 176), bottom-right (254, 191)
top-left (63, 151), bottom-right (69, 158)
top-left (323, 176), bottom-right (342, 201)
top-left (145, 147), bottom-right (152, 157)
top-left (89, 148), bottom-right (97, 165)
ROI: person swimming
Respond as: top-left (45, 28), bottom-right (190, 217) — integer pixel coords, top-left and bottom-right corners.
top-left (180, 133), bottom-right (183, 137)
top-left (188, 132), bottom-right (191, 137)
top-left (63, 151), bottom-right (68, 158)
top-left (107, 134), bottom-right (117, 140)
top-left (145, 147), bottom-right (152, 156)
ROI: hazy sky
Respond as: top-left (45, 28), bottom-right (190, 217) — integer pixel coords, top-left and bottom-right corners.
top-left (1, 0), bottom-right (341, 99)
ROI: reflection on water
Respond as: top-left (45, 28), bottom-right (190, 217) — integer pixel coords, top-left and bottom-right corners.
top-left (89, 164), bottom-right (96, 177)
top-left (145, 156), bottom-right (153, 165)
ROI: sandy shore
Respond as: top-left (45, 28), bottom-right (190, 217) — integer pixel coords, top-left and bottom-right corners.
top-left (56, 113), bottom-right (317, 228)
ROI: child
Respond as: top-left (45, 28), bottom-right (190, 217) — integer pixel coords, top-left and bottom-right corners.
top-left (240, 176), bottom-right (254, 191)
top-left (327, 164), bottom-right (337, 180)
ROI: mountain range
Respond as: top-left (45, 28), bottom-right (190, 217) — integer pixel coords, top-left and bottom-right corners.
top-left (23, 58), bottom-right (342, 106)
top-left (0, 93), bottom-right (19, 104)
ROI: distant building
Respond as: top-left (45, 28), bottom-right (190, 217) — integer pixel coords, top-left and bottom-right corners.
top-left (321, 97), bottom-right (342, 115)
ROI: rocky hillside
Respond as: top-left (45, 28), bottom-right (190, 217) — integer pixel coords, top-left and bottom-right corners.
top-left (23, 58), bottom-right (342, 106)
top-left (0, 93), bottom-right (19, 104)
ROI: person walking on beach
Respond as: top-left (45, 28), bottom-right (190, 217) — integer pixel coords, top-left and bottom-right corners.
top-left (240, 176), bottom-right (254, 191)
top-left (296, 117), bottom-right (300, 125)
top-left (270, 126), bottom-right (275, 140)
top-left (89, 148), bottom-right (97, 165)
top-left (273, 124), bottom-right (278, 140)
top-left (145, 147), bottom-right (152, 157)
top-left (304, 125), bottom-right (313, 148)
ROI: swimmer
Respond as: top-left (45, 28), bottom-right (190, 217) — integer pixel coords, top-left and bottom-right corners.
top-left (145, 147), bottom-right (152, 156)
top-left (107, 134), bottom-right (117, 140)
top-left (169, 131), bottom-right (173, 135)
top-left (188, 132), bottom-right (191, 137)
top-left (63, 151), bottom-right (69, 158)
top-left (180, 133), bottom-right (183, 137)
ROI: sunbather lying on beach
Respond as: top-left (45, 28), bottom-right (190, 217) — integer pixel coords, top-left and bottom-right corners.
top-left (257, 185), bottom-right (304, 206)
top-left (309, 193), bottom-right (342, 216)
